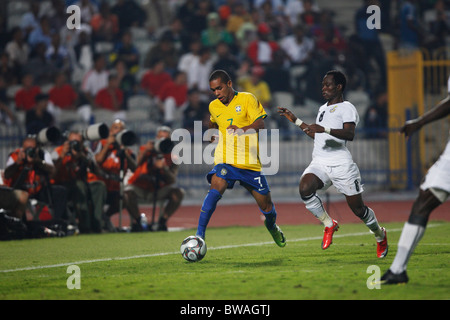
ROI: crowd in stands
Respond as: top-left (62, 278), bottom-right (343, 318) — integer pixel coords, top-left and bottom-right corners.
top-left (0, 0), bottom-right (449, 237)
top-left (0, 0), bottom-right (448, 134)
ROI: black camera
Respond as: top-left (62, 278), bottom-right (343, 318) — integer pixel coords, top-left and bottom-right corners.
top-left (24, 147), bottom-right (44, 162)
top-left (25, 147), bottom-right (36, 158)
top-left (154, 138), bottom-right (174, 154)
top-left (69, 140), bottom-right (82, 152)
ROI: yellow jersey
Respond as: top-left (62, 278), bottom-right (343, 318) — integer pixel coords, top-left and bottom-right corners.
top-left (209, 91), bottom-right (267, 171)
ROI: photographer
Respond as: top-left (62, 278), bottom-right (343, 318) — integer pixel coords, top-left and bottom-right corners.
top-left (124, 126), bottom-right (184, 231)
top-left (94, 119), bottom-right (137, 230)
top-left (52, 131), bottom-right (107, 233)
top-left (3, 136), bottom-right (68, 222)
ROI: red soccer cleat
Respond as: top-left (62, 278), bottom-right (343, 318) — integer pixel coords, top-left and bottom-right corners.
top-left (377, 227), bottom-right (388, 258)
top-left (322, 219), bottom-right (339, 250)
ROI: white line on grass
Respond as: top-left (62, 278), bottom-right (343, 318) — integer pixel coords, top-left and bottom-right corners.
top-left (0, 224), bottom-right (443, 273)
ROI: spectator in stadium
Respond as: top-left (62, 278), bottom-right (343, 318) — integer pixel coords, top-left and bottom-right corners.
top-left (15, 73), bottom-right (41, 111)
top-left (25, 93), bottom-right (55, 136)
top-left (187, 46), bottom-right (214, 102)
top-left (237, 65), bottom-right (272, 110)
top-left (20, 0), bottom-right (41, 40)
top-left (312, 10), bottom-right (347, 59)
top-left (140, 58), bottom-right (172, 99)
top-left (52, 131), bottom-right (107, 233)
top-left (201, 12), bottom-right (234, 49)
top-left (158, 17), bottom-right (192, 55)
top-left (4, 136), bottom-right (68, 222)
top-left (114, 59), bottom-right (137, 109)
top-left (277, 70), bottom-right (388, 257)
top-left (381, 76), bottom-right (450, 285)
top-left (280, 24), bottom-right (314, 67)
top-left (45, 33), bottom-right (70, 73)
top-left (226, 0), bottom-right (251, 36)
top-left (176, 0), bottom-right (198, 36)
top-left (246, 22), bottom-right (280, 66)
top-left (354, 0), bottom-right (386, 89)
top-left (397, 0), bottom-right (423, 50)
top-left (177, 38), bottom-right (201, 75)
top-left (23, 42), bottom-right (59, 86)
top-left (212, 41), bottom-right (240, 83)
top-left (5, 27), bottom-right (30, 74)
top-left (143, 0), bottom-right (173, 36)
top-left (183, 88), bottom-right (209, 136)
top-left (156, 70), bottom-right (188, 127)
top-left (111, 29), bottom-right (139, 74)
top-left (90, 1), bottom-right (120, 42)
top-left (80, 53), bottom-right (109, 108)
top-left (363, 90), bottom-right (388, 139)
top-left (185, 0), bottom-right (213, 38)
top-left (0, 76), bottom-right (16, 125)
top-left (74, 0), bottom-right (99, 25)
top-left (28, 16), bottom-right (53, 50)
top-left (298, 0), bottom-right (321, 27)
top-left (257, 0), bottom-right (288, 40)
top-left (94, 119), bottom-right (137, 231)
top-left (124, 126), bottom-right (184, 232)
top-left (111, 0), bottom-right (147, 35)
top-left (144, 33), bottom-right (179, 76)
top-left (95, 73), bottom-right (124, 111)
top-left (48, 72), bottom-right (78, 110)
top-left (0, 52), bottom-right (17, 86)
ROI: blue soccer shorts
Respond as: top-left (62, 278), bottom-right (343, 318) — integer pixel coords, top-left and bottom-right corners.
top-left (206, 163), bottom-right (270, 195)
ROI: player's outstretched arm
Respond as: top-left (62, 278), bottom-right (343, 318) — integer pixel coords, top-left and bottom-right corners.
top-left (277, 106), bottom-right (314, 139)
top-left (400, 95), bottom-right (450, 138)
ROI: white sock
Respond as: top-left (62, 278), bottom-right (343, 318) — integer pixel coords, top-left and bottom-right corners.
top-left (390, 222), bottom-right (425, 274)
top-left (302, 193), bottom-right (333, 227)
top-left (360, 207), bottom-right (384, 241)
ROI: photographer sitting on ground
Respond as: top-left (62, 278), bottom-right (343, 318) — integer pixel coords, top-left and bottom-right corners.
top-left (124, 126), bottom-right (184, 231)
top-left (52, 131), bottom-right (107, 233)
top-left (94, 119), bottom-right (137, 231)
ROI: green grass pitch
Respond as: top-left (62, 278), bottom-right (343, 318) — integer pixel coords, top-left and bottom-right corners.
top-left (0, 221), bottom-right (448, 301)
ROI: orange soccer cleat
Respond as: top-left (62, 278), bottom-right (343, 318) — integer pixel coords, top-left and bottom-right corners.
top-left (377, 227), bottom-right (388, 258)
top-left (322, 219), bottom-right (339, 250)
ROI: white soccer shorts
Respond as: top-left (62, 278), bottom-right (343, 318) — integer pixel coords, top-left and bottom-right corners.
top-left (302, 160), bottom-right (364, 196)
top-left (420, 139), bottom-right (450, 202)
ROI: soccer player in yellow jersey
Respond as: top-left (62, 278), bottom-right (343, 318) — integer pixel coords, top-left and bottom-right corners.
top-left (196, 70), bottom-right (286, 247)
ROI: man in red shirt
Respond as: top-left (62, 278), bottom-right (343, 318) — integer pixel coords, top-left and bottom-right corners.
top-left (48, 72), bottom-right (78, 110)
top-left (15, 73), bottom-right (41, 111)
top-left (95, 73), bottom-right (124, 111)
top-left (157, 70), bottom-right (188, 126)
top-left (140, 58), bottom-right (172, 98)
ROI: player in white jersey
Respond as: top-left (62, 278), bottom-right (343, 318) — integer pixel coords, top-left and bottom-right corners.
top-left (278, 70), bottom-right (388, 258)
top-left (381, 76), bottom-right (450, 285)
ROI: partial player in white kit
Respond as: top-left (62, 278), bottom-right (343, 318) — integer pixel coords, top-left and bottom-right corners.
top-left (381, 76), bottom-right (450, 285)
top-left (278, 70), bottom-right (388, 258)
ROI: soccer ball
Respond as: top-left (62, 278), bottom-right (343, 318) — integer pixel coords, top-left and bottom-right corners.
top-left (180, 235), bottom-right (207, 262)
